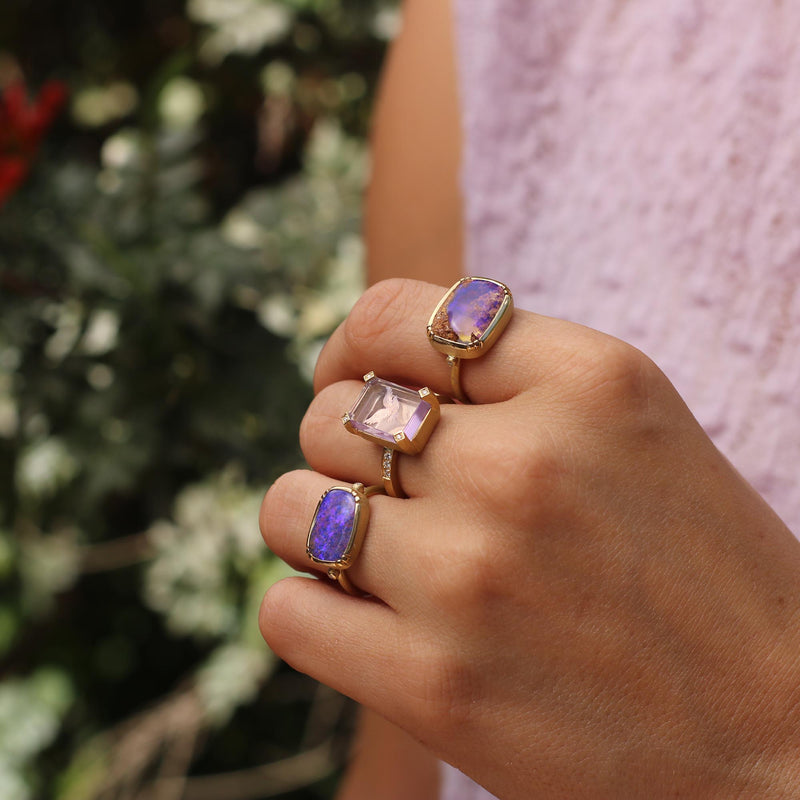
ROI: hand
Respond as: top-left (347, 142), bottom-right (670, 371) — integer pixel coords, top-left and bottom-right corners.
top-left (259, 279), bottom-right (800, 799)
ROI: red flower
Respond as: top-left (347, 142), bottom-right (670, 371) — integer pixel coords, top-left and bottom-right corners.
top-left (0, 78), bottom-right (68, 207)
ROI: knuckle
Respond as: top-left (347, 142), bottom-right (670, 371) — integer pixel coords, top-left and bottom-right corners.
top-left (450, 435), bottom-right (512, 514)
top-left (340, 279), bottom-right (413, 358)
top-left (561, 335), bottom-right (660, 416)
top-left (506, 455), bottom-right (567, 528)
top-left (595, 339), bottom-right (651, 396)
top-left (424, 528), bottom-right (513, 619)
top-left (455, 429), bottom-right (564, 528)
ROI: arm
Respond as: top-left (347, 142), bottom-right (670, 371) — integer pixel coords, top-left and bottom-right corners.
top-left (365, 0), bottom-right (463, 288)
top-left (335, 709), bottom-right (440, 800)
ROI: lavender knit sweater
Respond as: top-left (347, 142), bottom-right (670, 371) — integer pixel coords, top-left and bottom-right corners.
top-left (443, 1), bottom-right (800, 796)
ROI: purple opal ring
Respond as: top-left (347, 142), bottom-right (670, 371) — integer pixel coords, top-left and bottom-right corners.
top-left (342, 372), bottom-right (441, 498)
top-left (427, 277), bottom-right (514, 403)
top-left (306, 482), bottom-right (383, 595)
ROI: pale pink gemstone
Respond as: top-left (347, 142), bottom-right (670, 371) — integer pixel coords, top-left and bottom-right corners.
top-left (348, 376), bottom-right (431, 444)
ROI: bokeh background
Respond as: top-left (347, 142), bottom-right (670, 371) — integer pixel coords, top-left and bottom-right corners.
top-left (0, 1), bottom-right (398, 797)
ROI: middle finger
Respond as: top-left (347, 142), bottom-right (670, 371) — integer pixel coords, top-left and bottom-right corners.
top-left (300, 379), bottom-right (475, 498)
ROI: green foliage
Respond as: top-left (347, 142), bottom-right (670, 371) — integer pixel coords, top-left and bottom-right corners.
top-left (0, 0), bottom-right (395, 796)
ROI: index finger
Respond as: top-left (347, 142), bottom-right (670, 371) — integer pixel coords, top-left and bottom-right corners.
top-left (313, 278), bottom-right (577, 403)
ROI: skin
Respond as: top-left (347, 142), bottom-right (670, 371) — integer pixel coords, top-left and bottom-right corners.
top-left (335, 699), bottom-right (440, 800)
top-left (260, 1), bottom-right (800, 797)
top-left (261, 278), bottom-right (800, 798)
top-left (364, 0), bottom-right (462, 289)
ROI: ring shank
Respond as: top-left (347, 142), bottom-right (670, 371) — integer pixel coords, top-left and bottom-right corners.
top-left (447, 355), bottom-right (469, 403)
top-left (382, 448), bottom-right (405, 498)
top-left (328, 567), bottom-right (359, 595)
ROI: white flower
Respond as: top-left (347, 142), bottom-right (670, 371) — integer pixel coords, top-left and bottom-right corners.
top-left (80, 309), bottom-right (119, 356)
top-left (257, 293), bottom-right (297, 337)
top-left (72, 82), bottom-right (139, 128)
top-left (193, 0), bottom-right (293, 64)
top-left (159, 76), bottom-right (206, 130)
top-left (43, 302), bottom-right (83, 363)
top-left (221, 209), bottom-right (267, 249)
top-left (296, 293), bottom-right (341, 340)
top-left (0, 670), bottom-right (73, 767)
top-left (0, 768), bottom-right (28, 800)
top-left (144, 472), bottom-right (266, 639)
top-left (15, 438), bottom-right (79, 498)
top-left (373, 6), bottom-right (403, 40)
top-left (196, 643), bottom-right (273, 724)
top-left (260, 60), bottom-right (295, 96)
top-left (19, 532), bottom-right (82, 616)
top-left (101, 129), bottom-right (143, 170)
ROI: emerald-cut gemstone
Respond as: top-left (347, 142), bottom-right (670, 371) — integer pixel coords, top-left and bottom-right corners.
top-left (346, 375), bottom-right (432, 446)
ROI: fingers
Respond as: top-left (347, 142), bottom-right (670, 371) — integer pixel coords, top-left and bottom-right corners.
top-left (259, 577), bottom-right (420, 728)
top-left (299, 379), bottom-right (477, 499)
top-left (260, 468), bottom-right (430, 604)
top-left (299, 380), bottom-right (385, 487)
top-left (313, 278), bottom-right (587, 404)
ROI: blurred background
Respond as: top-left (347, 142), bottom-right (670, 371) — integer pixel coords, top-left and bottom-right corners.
top-left (0, 0), bottom-right (398, 797)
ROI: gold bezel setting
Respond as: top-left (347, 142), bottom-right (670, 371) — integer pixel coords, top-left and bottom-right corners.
top-left (426, 277), bottom-right (514, 360)
top-left (342, 372), bottom-right (441, 455)
top-left (306, 483), bottom-right (371, 570)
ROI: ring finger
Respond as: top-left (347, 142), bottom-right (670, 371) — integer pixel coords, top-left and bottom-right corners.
top-left (260, 468), bottom-right (431, 606)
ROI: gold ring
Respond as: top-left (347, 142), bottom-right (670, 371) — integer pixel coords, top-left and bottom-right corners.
top-left (306, 482), bottom-right (383, 595)
top-left (427, 277), bottom-right (514, 403)
top-left (342, 372), bottom-right (441, 498)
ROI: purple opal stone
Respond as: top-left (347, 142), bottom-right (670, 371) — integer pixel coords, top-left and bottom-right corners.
top-left (447, 279), bottom-right (505, 343)
top-left (307, 488), bottom-right (357, 563)
top-left (430, 278), bottom-right (507, 345)
top-left (348, 376), bottom-right (432, 445)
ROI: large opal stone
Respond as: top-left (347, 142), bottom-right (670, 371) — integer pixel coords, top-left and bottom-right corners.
top-left (307, 488), bottom-right (357, 563)
top-left (347, 376), bottom-right (432, 445)
top-left (430, 277), bottom-right (506, 345)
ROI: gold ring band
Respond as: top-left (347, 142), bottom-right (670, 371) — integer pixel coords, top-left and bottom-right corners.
top-left (427, 277), bottom-right (514, 404)
top-left (381, 447), bottom-right (404, 498)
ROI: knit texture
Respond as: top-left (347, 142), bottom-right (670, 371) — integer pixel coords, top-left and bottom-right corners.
top-left (444, 2), bottom-right (800, 797)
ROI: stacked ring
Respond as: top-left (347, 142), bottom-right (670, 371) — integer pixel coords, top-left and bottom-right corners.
top-left (306, 482), bottom-right (383, 595)
top-left (427, 277), bottom-right (513, 403)
top-left (342, 371), bottom-right (441, 498)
